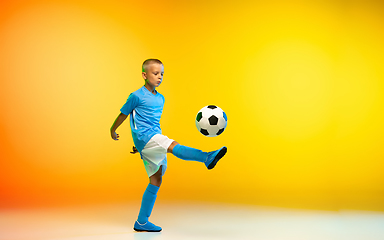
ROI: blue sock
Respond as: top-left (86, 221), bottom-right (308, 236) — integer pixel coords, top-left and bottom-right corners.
top-left (172, 144), bottom-right (208, 162)
top-left (137, 183), bottom-right (159, 224)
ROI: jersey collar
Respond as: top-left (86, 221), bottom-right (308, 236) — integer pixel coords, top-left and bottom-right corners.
top-left (142, 85), bottom-right (158, 95)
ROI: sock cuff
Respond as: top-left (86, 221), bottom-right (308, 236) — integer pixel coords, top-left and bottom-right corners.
top-left (147, 183), bottom-right (160, 194)
top-left (172, 143), bottom-right (181, 155)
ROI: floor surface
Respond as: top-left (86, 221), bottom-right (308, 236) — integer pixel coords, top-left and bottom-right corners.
top-left (1, 202), bottom-right (384, 240)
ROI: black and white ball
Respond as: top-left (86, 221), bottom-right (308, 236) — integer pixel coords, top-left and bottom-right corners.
top-left (195, 105), bottom-right (227, 137)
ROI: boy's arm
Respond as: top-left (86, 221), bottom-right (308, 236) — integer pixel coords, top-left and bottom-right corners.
top-left (110, 113), bottom-right (128, 140)
top-left (111, 93), bottom-right (139, 141)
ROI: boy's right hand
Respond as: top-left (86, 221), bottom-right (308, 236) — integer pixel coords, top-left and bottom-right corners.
top-left (111, 131), bottom-right (119, 140)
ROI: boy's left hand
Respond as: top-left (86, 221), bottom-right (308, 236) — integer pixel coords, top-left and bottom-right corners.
top-left (130, 146), bottom-right (138, 154)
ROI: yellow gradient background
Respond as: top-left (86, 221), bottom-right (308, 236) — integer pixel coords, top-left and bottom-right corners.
top-left (1, 0), bottom-right (383, 211)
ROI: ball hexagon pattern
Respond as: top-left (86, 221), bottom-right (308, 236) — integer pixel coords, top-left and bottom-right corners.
top-left (195, 105), bottom-right (227, 137)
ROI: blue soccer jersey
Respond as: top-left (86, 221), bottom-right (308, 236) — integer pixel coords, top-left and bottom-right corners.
top-left (120, 86), bottom-right (165, 153)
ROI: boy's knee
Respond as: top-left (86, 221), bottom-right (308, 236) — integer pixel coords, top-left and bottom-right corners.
top-left (150, 175), bottom-right (162, 187)
top-left (167, 141), bottom-right (179, 153)
top-left (149, 166), bottom-right (163, 187)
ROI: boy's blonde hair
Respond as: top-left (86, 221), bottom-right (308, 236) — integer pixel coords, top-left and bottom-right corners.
top-left (142, 59), bottom-right (163, 73)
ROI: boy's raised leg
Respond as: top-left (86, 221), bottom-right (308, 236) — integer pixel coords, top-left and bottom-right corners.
top-left (169, 142), bottom-right (227, 170)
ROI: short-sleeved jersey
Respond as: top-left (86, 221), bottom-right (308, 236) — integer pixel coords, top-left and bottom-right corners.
top-left (120, 85), bottom-right (165, 153)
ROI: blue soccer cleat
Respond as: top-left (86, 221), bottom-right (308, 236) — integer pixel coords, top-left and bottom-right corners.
top-left (205, 146), bottom-right (227, 170)
top-left (134, 221), bottom-right (162, 232)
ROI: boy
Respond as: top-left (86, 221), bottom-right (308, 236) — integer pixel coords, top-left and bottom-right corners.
top-left (110, 59), bottom-right (227, 232)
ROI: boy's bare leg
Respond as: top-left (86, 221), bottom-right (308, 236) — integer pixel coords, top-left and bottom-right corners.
top-left (149, 166), bottom-right (163, 187)
top-left (167, 141), bottom-right (179, 154)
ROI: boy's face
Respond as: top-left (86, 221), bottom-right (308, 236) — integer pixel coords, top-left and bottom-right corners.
top-left (143, 63), bottom-right (164, 88)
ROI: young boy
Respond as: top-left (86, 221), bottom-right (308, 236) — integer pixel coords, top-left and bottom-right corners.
top-left (110, 59), bottom-right (227, 232)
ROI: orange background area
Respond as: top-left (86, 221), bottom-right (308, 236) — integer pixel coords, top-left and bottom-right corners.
top-left (1, 0), bottom-right (384, 211)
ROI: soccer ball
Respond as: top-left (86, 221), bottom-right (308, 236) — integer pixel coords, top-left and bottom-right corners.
top-left (195, 105), bottom-right (227, 137)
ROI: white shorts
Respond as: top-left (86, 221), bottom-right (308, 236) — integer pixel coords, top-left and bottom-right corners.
top-left (141, 134), bottom-right (174, 177)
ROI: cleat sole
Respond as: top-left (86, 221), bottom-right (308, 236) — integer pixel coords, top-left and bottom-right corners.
top-left (134, 228), bottom-right (162, 232)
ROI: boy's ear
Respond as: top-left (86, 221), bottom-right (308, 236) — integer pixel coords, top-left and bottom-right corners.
top-left (142, 72), bottom-right (147, 79)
